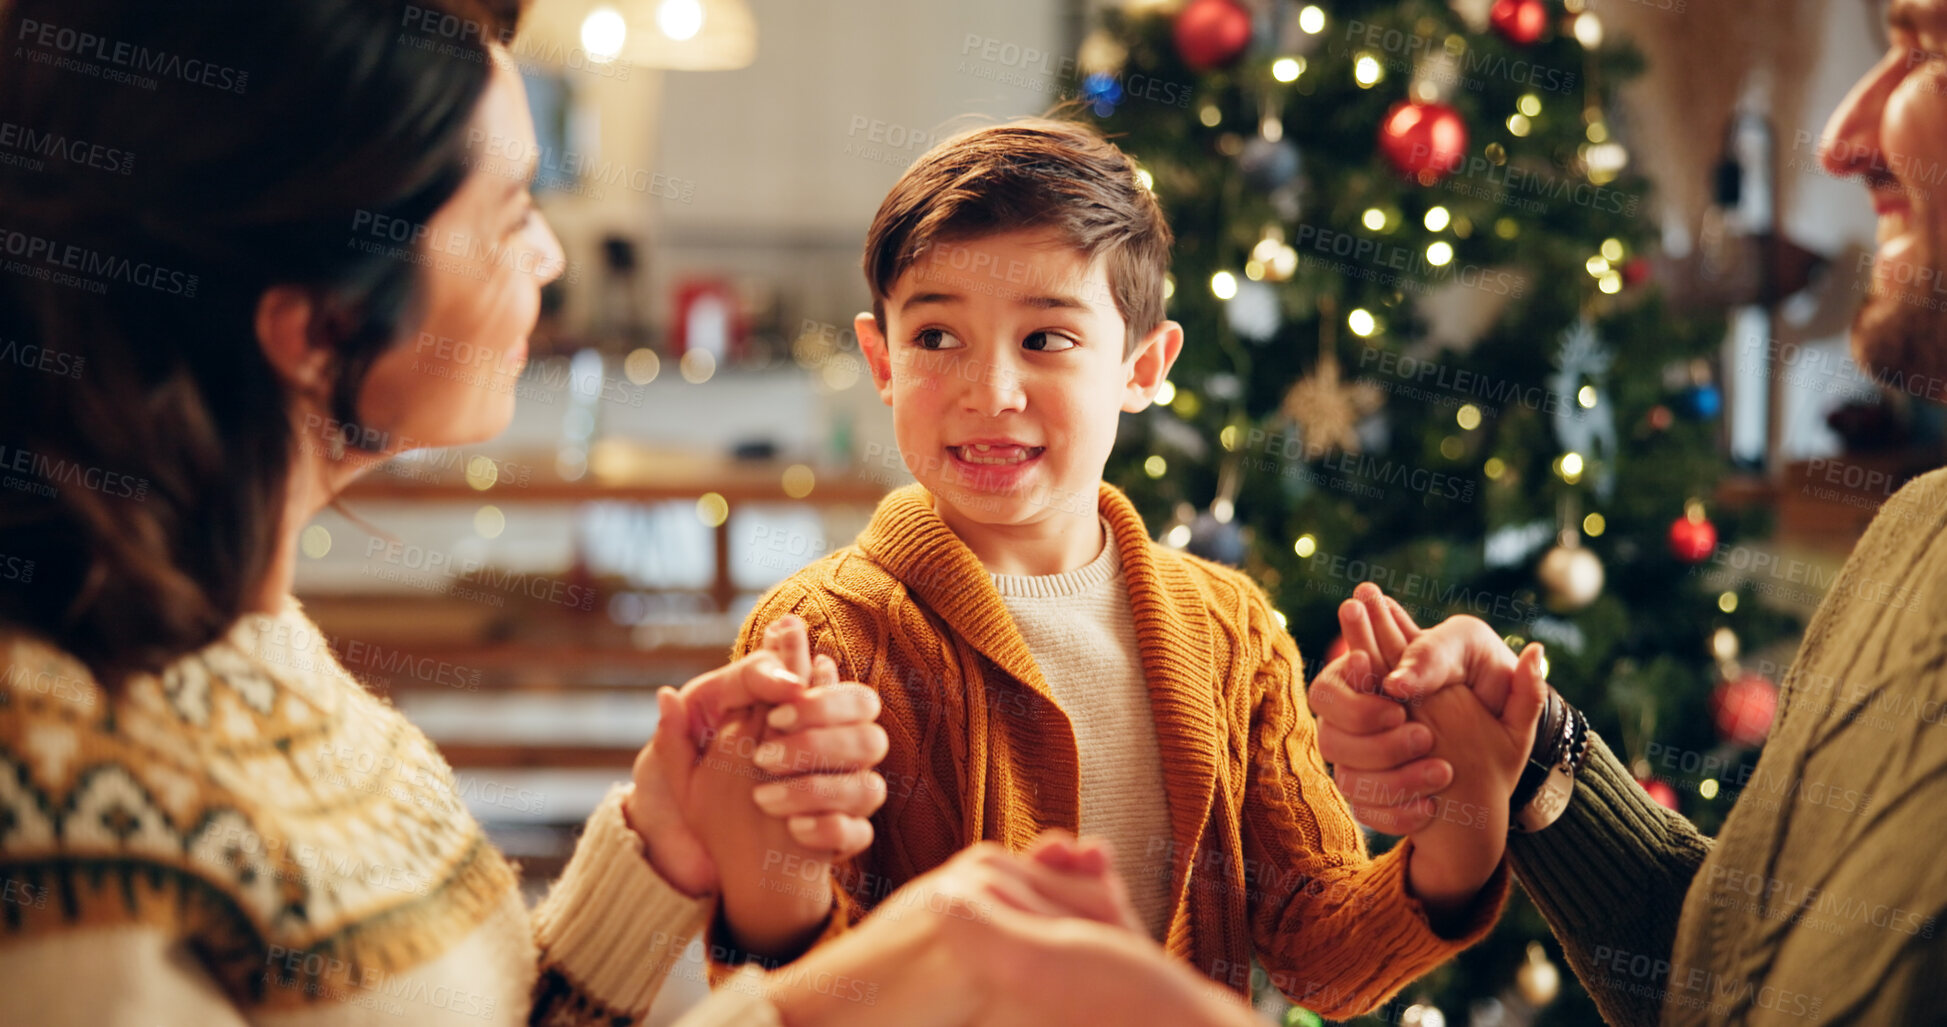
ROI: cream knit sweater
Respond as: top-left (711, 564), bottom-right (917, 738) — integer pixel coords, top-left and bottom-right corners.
top-left (992, 528), bottom-right (1174, 941)
top-left (0, 597), bottom-right (775, 1026)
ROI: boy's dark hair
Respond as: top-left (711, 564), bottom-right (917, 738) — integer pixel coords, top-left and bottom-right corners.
top-left (861, 118), bottom-right (1173, 358)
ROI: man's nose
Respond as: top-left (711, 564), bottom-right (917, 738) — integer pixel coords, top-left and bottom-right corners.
top-left (1819, 58), bottom-right (1894, 180)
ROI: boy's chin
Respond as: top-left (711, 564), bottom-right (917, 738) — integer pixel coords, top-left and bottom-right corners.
top-left (926, 477), bottom-right (1100, 528)
top-left (929, 484), bottom-right (1042, 525)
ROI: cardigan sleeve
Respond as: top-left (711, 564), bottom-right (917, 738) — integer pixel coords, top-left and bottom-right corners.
top-left (1505, 730), bottom-right (1713, 1027)
top-left (1241, 594), bottom-right (1509, 1020)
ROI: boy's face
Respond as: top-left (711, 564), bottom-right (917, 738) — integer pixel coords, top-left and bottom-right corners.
top-left (855, 228), bottom-right (1182, 539)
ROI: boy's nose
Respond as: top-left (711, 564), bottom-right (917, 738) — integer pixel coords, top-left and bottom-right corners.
top-left (961, 359), bottom-right (1027, 417)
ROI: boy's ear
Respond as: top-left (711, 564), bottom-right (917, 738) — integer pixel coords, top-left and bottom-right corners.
top-left (255, 285), bottom-right (334, 399)
top-left (854, 311), bottom-right (896, 407)
top-left (1121, 320), bottom-right (1184, 413)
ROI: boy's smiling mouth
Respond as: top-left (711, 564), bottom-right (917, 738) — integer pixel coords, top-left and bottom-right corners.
top-left (946, 442), bottom-right (1046, 466)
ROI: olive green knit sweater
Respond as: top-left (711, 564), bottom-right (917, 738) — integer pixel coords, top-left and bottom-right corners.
top-left (1512, 468), bottom-right (1947, 1025)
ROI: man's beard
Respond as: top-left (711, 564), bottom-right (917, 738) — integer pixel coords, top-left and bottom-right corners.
top-left (1853, 200), bottom-right (1947, 396)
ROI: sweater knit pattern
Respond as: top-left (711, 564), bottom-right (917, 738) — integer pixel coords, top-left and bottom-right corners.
top-left (991, 530), bottom-right (1175, 941)
top-left (731, 482), bottom-right (1508, 1019)
top-left (0, 599), bottom-right (716, 1025)
top-left (1512, 467), bottom-right (1947, 1026)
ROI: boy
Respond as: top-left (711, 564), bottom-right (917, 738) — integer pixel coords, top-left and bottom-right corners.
top-left (714, 119), bottom-right (1511, 1018)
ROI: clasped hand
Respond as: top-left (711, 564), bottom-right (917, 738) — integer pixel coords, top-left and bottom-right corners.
top-left (624, 615), bottom-right (889, 902)
top-left (1308, 583), bottom-right (1549, 837)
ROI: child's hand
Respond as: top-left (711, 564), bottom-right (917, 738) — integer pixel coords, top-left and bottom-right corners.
top-left (1022, 831), bottom-right (1145, 935)
top-left (1398, 644), bottom-right (1545, 921)
top-left (624, 616), bottom-right (887, 901)
top-left (701, 649), bottom-right (890, 962)
top-left (1312, 584), bottom-right (1542, 833)
top-left (1313, 584), bottom-right (1548, 921)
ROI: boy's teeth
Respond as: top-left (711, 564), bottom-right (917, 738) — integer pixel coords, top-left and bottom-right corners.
top-left (955, 445), bottom-right (1039, 465)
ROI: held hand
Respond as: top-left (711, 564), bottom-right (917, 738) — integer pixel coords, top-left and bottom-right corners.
top-left (1313, 650), bottom-right (1447, 836)
top-left (1022, 832), bottom-right (1145, 935)
top-left (1381, 611), bottom-right (1526, 717)
top-left (1399, 647), bottom-right (1548, 918)
top-left (1311, 583), bottom-right (1549, 835)
top-left (704, 652), bottom-right (891, 961)
top-left (625, 625), bottom-right (807, 896)
top-left (1341, 581), bottom-right (1426, 674)
top-left (1415, 643), bottom-right (1549, 812)
top-left (767, 836), bottom-right (1255, 1027)
top-left (752, 661), bottom-right (890, 853)
top-left (624, 616), bottom-right (888, 897)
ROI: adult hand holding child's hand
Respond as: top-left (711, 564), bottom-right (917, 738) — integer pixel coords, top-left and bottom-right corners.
top-left (765, 833), bottom-right (1257, 1027)
top-left (1308, 584), bottom-right (1548, 925)
top-left (1309, 584), bottom-right (1547, 835)
top-left (700, 640), bottom-right (889, 961)
top-left (623, 615), bottom-right (888, 900)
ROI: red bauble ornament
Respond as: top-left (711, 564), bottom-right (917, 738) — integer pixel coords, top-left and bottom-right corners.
top-left (1173, 0), bottom-right (1253, 71)
top-left (1711, 673), bottom-right (1779, 747)
top-left (1623, 256), bottom-right (1652, 286)
top-left (1667, 515), bottom-right (1718, 563)
top-left (1378, 101), bottom-right (1469, 183)
top-left (1489, 0), bottom-right (1548, 45)
top-left (1637, 778), bottom-right (1680, 811)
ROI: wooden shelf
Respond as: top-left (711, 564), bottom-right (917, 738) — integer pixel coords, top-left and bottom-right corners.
top-left (344, 440), bottom-right (891, 506)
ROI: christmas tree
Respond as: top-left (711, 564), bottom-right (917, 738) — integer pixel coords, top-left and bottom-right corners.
top-left (1082, 1), bottom-right (1800, 1023)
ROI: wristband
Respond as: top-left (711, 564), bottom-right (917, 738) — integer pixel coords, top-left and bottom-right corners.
top-left (1508, 688), bottom-right (1566, 811)
top-left (1512, 692), bottom-right (1586, 834)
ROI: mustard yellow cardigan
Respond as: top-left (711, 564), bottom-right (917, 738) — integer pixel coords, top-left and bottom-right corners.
top-left (731, 482), bottom-right (1507, 1019)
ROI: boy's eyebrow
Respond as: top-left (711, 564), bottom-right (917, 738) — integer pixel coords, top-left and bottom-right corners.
top-left (900, 291), bottom-right (962, 311)
top-left (1018, 293), bottom-right (1091, 311)
top-left (898, 290), bottom-right (1095, 313)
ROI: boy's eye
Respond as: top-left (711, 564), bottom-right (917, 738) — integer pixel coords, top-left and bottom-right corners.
top-left (914, 328), bottom-right (964, 351)
top-left (1023, 331), bottom-right (1077, 352)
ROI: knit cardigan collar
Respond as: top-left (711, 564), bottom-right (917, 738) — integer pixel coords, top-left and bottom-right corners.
top-left (856, 482), bottom-right (1223, 921)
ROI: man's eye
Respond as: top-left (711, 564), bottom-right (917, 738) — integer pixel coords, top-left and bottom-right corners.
top-left (914, 328), bottom-right (962, 350)
top-left (1023, 332), bottom-right (1077, 352)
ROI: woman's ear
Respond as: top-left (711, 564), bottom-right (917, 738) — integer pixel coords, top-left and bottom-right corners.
top-left (1122, 320), bottom-right (1185, 413)
top-left (854, 311), bottom-right (896, 407)
top-left (254, 286), bottom-right (334, 398)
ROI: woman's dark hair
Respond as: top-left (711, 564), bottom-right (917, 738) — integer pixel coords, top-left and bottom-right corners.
top-left (0, 0), bottom-right (525, 680)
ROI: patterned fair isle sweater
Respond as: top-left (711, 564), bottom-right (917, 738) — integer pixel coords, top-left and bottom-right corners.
top-left (0, 597), bottom-right (777, 1026)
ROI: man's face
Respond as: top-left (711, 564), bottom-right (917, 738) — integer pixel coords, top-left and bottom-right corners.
top-left (1822, 0), bottom-right (1947, 386)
